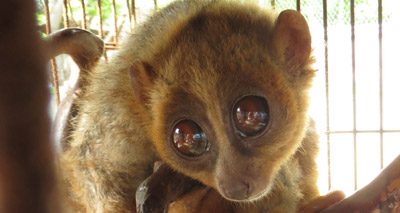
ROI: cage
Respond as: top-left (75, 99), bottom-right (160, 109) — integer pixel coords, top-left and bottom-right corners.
top-left (1, 0), bottom-right (399, 211)
top-left (38, 0), bottom-right (400, 196)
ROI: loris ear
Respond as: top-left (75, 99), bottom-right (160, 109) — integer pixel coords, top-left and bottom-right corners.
top-left (270, 10), bottom-right (311, 73)
top-left (130, 60), bottom-right (156, 106)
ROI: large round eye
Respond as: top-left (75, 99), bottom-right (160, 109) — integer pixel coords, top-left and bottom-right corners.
top-left (172, 120), bottom-right (210, 157)
top-left (233, 96), bottom-right (269, 137)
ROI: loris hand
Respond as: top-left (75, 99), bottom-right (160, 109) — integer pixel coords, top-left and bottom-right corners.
top-left (299, 191), bottom-right (346, 213)
top-left (169, 187), bottom-right (232, 213)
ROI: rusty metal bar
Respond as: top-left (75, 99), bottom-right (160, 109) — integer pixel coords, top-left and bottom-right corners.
top-left (378, 0), bottom-right (383, 169)
top-left (323, 0), bottom-right (331, 191)
top-left (96, 0), bottom-right (108, 60)
top-left (296, 0), bottom-right (301, 12)
top-left (81, 0), bottom-right (87, 29)
top-left (327, 130), bottom-right (400, 134)
top-left (112, 0), bottom-right (119, 46)
top-left (50, 60), bottom-right (60, 106)
top-left (67, 0), bottom-right (78, 27)
top-left (44, 0), bottom-right (60, 106)
top-left (63, 0), bottom-right (70, 28)
top-left (132, 0), bottom-right (137, 25)
top-left (96, 0), bottom-right (104, 38)
top-left (43, 0), bottom-right (51, 35)
top-left (350, 0), bottom-right (357, 191)
top-left (126, 0), bottom-right (132, 31)
top-left (105, 42), bottom-right (119, 50)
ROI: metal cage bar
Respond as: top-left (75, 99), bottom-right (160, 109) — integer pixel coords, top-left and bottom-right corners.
top-left (96, 0), bottom-right (109, 59)
top-left (296, 0), bottom-right (300, 12)
top-left (112, 0), bottom-right (119, 46)
top-left (378, 0), bottom-right (384, 170)
top-left (126, 0), bottom-right (133, 31)
top-left (350, 0), bottom-right (358, 191)
top-left (328, 130), bottom-right (400, 134)
top-left (44, 0), bottom-right (61, 106)
top-left (132, 0), bottom-right (137, 25)
top-left (40, 0), bottom-right (399, 194)
top-left (154, 0), bottom-right (158, 10)
top-left (96, 0), bottom-right (104, 39)
top-left (81, 0), bottom-right (87, 29)
top-left (322, 0), bottom-right (331, 191)
top-left (62, 0), bottom-right (70, 28)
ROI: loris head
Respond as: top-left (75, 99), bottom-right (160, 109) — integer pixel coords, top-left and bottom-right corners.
top-left (129, 1), bottom-right (314, 202)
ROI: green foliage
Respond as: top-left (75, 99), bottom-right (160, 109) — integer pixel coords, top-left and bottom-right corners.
top-left (67, 0), bottom-right (123, 27)
top-left (36, 13), bottom-right (46, 26)
top-left (35, 0), bottom-right (46, 25)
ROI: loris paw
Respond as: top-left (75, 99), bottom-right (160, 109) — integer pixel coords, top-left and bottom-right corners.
top-left (169, 187), bottom-right (232, 213)
top-left (299, 191), bottom-right (346, 213)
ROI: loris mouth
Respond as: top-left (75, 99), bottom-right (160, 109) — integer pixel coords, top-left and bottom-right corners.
top-left (218, 183), bottom-right (273, 202)
top-left (216, 175), bottom-right (274, 202)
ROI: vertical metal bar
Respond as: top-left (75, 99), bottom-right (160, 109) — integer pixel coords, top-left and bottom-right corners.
top-left (350, 0), bottom-right (357, 191)
top-left (323, 0), bottom-right (331, 191)
top-left (154, 0), bottom-right (158, 10)
top-left (81, 0), bottom-right (87, 29)
top-left (126, 0), bottom-right (132, 31)
top-left (67, 0), bottom-right (76, 27)
top-left (50, 61), bottom-right (60, 105)
top-left (63, 0), bottom-right (70, 28)
top-left (96, 0), bottom-right (108, 60)
top-left (112, 0), bottom-right (119, 45)
top-left (296, 0), bottom-right (301, 12)
top-left (378, 0), bottom-right (383, 169)
top-left (44, 0), bottom-right (60, 106)
top-left (44, 0), bottom-right (51, 35)
top-left (96, 0), bottom-right (104, 39)
top-left (132, 0), bottom-right (137, 25)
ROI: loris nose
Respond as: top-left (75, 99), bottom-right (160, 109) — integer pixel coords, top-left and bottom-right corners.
top-left (218, 180), bottom-right (253, 201)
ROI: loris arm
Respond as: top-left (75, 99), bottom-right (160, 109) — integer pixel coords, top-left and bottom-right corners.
top-left (45, 28), bottom-right (104, 152)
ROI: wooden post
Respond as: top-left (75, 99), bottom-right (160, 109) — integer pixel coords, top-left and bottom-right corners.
top-left (0, 0), bottom-right (59, 212)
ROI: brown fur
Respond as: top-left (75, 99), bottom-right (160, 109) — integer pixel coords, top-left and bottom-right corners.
top-left (60, 0), bottom-right (319, 212)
